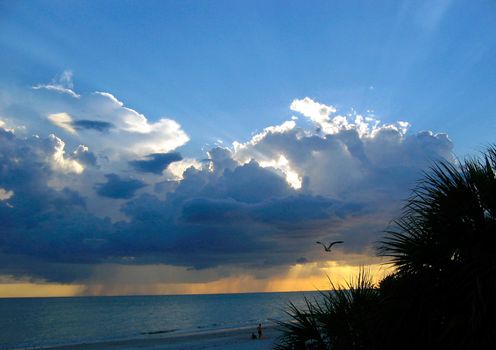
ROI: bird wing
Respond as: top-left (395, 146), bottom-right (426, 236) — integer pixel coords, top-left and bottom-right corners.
top-left (316, 241), bottom-right (326, 248)
top-left (329, 241), bottom-right (344, 248)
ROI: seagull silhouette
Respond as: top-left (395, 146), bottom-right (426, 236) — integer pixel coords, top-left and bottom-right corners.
top-left (316, 240), bottom-right (344, 252)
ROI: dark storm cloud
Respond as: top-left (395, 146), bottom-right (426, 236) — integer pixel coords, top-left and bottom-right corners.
top-left (180, 197), bottom-right (246, 223)
top-left (112, 162), bottom-right (365, 270)
top-left (220, 161), bottom-right (292, 203)
top-left (73, 119), bottom-right (114, 132)
top-left (0, 116), bottom-right (454, 283)
top-left (94, 174), bottom-right (146, 199)
top-left (0, 255), bottom-right (96, 283)
top-left (129, 152), bottom-right (183, 174)
top-left (0, 128), bottom-right (115, 281)
top-left (179, 194), bottom-right (339, 225)
top-left (250, 195), bottom-right (336, 224)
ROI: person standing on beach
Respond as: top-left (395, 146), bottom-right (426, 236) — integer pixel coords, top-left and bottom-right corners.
top-left (257, 323), bottom-right (262, 339)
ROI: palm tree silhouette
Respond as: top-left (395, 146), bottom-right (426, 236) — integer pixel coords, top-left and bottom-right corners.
top-left (379, 145), bottom-right (496, 349)
top-left (275, 146), bottom-right (496, 350)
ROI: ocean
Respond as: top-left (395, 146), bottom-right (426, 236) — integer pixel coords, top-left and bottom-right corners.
top-left (0, 291), bottom-right (320, 349)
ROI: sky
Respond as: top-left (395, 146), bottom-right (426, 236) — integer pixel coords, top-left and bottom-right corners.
top-left (0, 0), bottom-right (495, 297)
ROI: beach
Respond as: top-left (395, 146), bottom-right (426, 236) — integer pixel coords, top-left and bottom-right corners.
top-left (43, 326), bottom-right (279, 350)
top-left (1, 293), bottom-right (305, 350)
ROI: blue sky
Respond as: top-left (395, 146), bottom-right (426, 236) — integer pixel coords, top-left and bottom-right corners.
top-left (2, 0), bottom-right (495, 156)
top-left (0, 0), bottom-right (495, 295)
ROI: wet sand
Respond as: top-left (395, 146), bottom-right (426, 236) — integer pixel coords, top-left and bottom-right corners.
top-left (43, 325), bottom-right (279, 350)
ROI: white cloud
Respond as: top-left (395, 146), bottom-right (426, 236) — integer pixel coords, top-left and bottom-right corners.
top-left (290, 97), bottom-right (336, 126)
top-left (0, 75), bottom-right (192, 221)
top-left (48, 112), bottom-right (76, 134)
top-left (232, 98), bottom-right (452, 201)
top-left (44, 91), bottom-right (189, 158)
top-left (0, 188), bottom-right (13, 201)
top-left (32, 70), bottom-right (80, 98)
top-left (26, 78), bottom-right (191, 176)
top-left (259, 154), bottom-right (302, 189)
top-left (233, 120), bottom-right (296, 157)
top-left (46, 134), bottom-right (84, 174)
top-left (290, 97), bottom-right (410, 138)
top-left (0, 119), bottom-right (17, 133)
top-left (32, 84), bottom-right (80, 98)
top-left (166, 158), bottom-right (203, 180)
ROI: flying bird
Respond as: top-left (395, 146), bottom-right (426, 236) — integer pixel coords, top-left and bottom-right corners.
top-left (316, 240), bottom-right (344, 252)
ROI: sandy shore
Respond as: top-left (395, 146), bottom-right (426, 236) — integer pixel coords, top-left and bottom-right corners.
top-left (42, 326), bottom-right (279, 350)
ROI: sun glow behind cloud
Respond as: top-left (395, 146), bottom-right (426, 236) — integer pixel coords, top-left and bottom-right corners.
top-left (259, 154), bottom-right (302, 189)
top-left (0, 260), bottom-right (389, 297)
top-left (0, 282), bottom-right (85, 298)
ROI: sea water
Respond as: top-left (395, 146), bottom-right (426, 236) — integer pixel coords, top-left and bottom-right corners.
top-left (0, 291), bottom-right (320, 349)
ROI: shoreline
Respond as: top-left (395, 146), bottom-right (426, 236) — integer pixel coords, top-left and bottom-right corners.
top-left (31, 325), bottom-right (279, 350)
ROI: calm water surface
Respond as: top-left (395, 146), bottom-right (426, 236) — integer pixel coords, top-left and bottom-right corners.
top-left (0, 291), bottom-right (320, 349)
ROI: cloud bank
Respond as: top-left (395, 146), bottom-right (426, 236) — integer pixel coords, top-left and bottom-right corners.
top-left (0, 76), bottom-right (454, 288)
